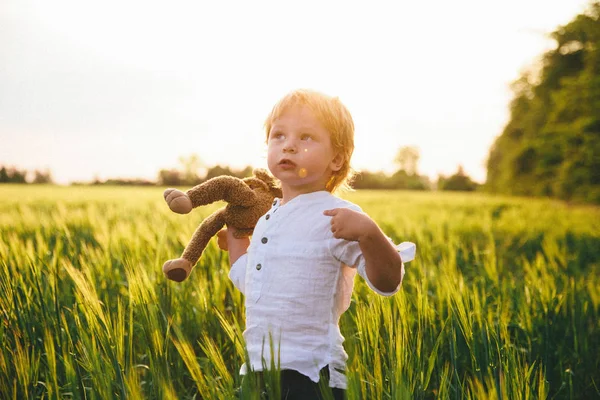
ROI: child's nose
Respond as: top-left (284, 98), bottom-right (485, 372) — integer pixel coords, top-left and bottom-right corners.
top-left (283, 140), bottom-right (297, 154)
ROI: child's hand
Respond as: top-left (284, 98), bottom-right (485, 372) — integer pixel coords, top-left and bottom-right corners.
top-left (218, 228), bottom-right (250, 265)
top-left (323, 208), bottom-right (378, 242)
top-left (217, 228), bottom-right (242, 251)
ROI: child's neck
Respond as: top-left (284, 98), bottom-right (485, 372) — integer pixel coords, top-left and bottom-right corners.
top-left (280, 185), bottom-right (328, 205)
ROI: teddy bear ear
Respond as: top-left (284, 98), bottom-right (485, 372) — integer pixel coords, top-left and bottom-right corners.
top-left (253, 169), bottom-right (282, 198)
top-left (254, 169), bottom-right (275, 185)
top-left (271, 186), bottom-right (283, 199)
top-left (243, 177), bottom-right (268, 191)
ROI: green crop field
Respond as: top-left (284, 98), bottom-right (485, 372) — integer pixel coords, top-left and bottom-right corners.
top-left (1, 185), bottom-right (599, 399)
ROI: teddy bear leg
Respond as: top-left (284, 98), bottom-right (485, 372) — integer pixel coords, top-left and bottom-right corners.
top-left (163, 258), bottom-right (193, 282)
top-left (178, 209), bottom-right (226, 270)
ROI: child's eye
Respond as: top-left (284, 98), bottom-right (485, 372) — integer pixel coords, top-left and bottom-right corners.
top-left (271, 132), bottom-right (285, 140)
top-left (300, 134), bottom-right (312, 141)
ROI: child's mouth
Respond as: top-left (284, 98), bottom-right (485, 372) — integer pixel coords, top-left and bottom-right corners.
top-left (279, 159), bottom-right (297, 169)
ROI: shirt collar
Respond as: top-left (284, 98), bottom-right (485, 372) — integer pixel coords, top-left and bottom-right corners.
top-left (274, 190), bottom-right (331, 209)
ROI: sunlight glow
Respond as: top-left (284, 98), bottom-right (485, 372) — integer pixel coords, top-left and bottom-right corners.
top-left (0, 0), bottom-right (591, 184)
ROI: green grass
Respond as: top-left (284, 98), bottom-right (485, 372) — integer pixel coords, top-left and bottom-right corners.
top-left (0, 184), bottom-right (599, 399)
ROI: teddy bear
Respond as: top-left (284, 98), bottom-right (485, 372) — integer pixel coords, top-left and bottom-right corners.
top-left (162, 168), bottom-right (282, 282)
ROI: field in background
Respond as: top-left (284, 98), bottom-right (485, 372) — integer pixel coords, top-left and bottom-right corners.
top-left (1, 185), bottom-right (599, 399)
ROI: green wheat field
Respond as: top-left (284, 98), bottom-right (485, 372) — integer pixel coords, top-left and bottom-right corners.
top-left (1, 185), bottom-right (599, 399)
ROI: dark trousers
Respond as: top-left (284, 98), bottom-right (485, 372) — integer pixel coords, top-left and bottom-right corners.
top-left (241, 365), bottom-right (346, 400)
top-left (280, 366), bottom-right (345, 400)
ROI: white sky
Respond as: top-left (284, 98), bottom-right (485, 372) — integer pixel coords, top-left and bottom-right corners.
top-left (0, 0), bottom-right (591, 184)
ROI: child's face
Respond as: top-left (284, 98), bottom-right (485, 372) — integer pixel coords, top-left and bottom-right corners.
top-left (267, 105), bottom-right (343, 195)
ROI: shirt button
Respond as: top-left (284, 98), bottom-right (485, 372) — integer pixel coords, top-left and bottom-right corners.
top-left (265, 214), bottom-right (270, 220)
top-left (261, 237), bottom-right (268, 244)
top-left (256, 263), bottom-right (262, 270)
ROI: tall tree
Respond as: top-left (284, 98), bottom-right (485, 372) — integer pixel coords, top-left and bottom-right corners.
top-left (32, 169), bottom-right (53, 184)
top-left (178, 154), bottom-right (205, 185)
top-left (394, 146), bottom-right (420, 176)
top-left (438, 165), bottom-right (479, 191)
top-left (486, 2), bottom-right (600, 203)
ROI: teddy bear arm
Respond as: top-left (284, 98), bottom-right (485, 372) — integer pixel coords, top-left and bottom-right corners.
top-left (181, 208), bottom-right (226, 266)
top-left (187, 176), bottom-right (257, 208)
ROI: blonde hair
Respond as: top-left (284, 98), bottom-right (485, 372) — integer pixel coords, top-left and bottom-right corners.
top-left (264, 89), bottom-right (356, 193)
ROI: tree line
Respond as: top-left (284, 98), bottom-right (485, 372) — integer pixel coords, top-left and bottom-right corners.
top-left (485, 2), bottom-right (600, 203)
top-left (157, 150), bottom-right (478, 191)
top-left (0, 166), bottom-right (52, 184)
top-left (0, 147), bottom-right (479, 191)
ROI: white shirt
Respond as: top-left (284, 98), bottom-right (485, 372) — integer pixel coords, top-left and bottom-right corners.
top-left (228, 191), bottom-right (416, 389)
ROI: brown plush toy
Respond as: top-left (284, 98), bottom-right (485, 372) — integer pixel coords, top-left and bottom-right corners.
top-left (162, 169), bottom-right (282, 282)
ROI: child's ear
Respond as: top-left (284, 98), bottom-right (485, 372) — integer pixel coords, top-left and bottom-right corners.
top-left (330, 153), bottom-right (344, 172)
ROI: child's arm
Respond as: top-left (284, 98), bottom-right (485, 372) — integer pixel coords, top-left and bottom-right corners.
top-left (323, 208), bottom-right (403, 293)
top-left (217, 228), bottom-right (250, 294)
top-left (217, 228), bottom-right (250, 265)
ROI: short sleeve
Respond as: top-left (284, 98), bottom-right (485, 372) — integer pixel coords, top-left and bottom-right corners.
top-left (327, 203), bottom-right (365, 269)
top-left (228, 253), bottom-right (248, 294)
top-left (329, 230), bottom-right (417, 297)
